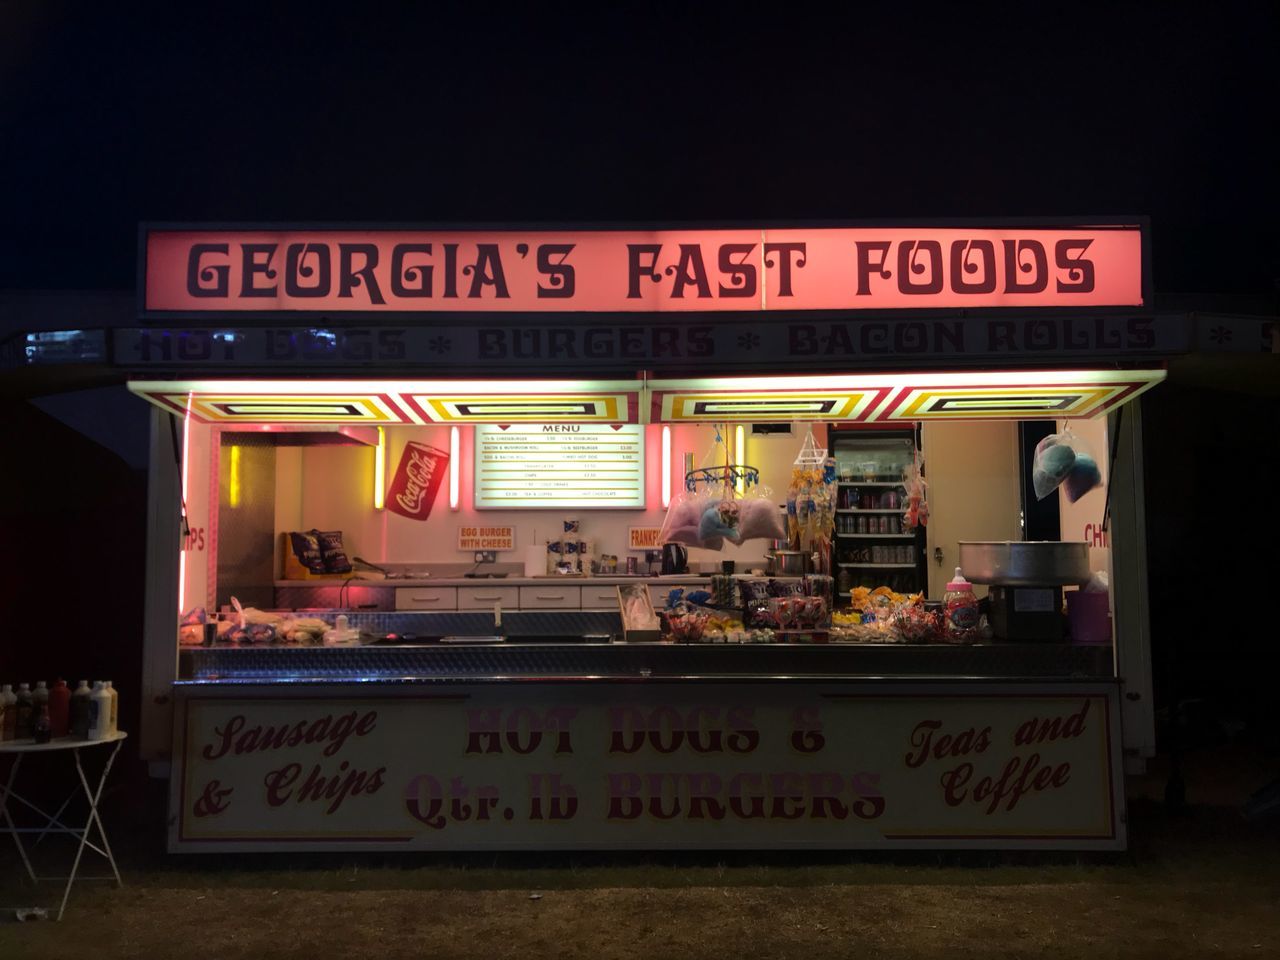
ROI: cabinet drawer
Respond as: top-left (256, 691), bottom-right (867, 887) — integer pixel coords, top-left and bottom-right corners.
top-left (580, 585), bottom-right (624, 610)
top-left (457, 586), bottom-right (520, 610)
top-left (394, 587), bottom-right (458, 610)
top-left (518, 586), bottom-right (581, 609)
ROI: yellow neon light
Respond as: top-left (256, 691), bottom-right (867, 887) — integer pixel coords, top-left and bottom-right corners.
top-left (666, 392), bottom-right (867, 422)
top-left (734, 425), bottom-right (746, 494)
top-left (228, 445), bottom-right (241, 508)
top-left (373, 427), bottom-right (386, 510)
top-left (422, 394), bottom-right (623, 423)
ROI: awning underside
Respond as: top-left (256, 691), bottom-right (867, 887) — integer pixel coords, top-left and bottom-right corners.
top-left (128, 369), bottom-right (1165, 426)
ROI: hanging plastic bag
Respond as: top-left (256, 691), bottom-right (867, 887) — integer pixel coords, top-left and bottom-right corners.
top-left (788, 427), bottom-right (832, 552)
top-left (902, 460), bottom-right (930, 530)
top-left (1033, 426), bottom-right (1103, 502)
top-left (659, 489), bottom-right (720, 549)
top-left (737, 484), bottom-right (786, 542)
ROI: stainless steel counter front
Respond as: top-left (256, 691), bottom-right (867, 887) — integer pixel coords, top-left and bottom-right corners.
top-left (178, 641), bottom-right (1114, 683)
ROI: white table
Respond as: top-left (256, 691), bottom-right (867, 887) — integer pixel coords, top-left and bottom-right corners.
top-left (0, 732), bottom-right (126, 920)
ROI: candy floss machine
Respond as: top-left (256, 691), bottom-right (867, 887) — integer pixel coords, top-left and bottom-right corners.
top-left (958, 541), bottom-right (1091, 641)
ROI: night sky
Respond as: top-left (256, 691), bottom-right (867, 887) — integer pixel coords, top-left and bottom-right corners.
top-left (1, 5), bottom-right (1277, 299)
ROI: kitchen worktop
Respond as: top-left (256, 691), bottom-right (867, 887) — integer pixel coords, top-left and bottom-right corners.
top-left (273, 574), bottom-right (722, 588)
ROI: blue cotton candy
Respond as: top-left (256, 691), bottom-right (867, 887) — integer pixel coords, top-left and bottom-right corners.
top-left (1064, 454), bottom-right (1103, 503)
top-left (699, 505), bottom-right (740, 544)
top-left (1040, 442), bottom-right (1076, 480)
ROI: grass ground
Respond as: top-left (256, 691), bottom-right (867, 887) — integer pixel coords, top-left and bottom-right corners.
top-left (1, 753), bottom-right (1277, 959)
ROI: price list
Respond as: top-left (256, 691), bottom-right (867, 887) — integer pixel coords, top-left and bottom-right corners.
top-left (474, 424), bottom-right (645, 509)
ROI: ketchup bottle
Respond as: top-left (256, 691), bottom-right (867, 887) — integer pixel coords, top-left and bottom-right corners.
top-left (49, 678), bottom-right (71, 738)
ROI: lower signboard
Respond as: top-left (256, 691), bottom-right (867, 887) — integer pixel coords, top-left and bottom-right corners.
top-left (171, 682), bottom-right (1124, 852)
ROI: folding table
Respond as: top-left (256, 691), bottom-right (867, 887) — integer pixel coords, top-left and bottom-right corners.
top-left (0, 732), bottom-right (126, 920)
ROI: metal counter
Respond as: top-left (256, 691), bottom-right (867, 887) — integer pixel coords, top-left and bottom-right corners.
top-left (178, 640), bottom-right (1114, 683)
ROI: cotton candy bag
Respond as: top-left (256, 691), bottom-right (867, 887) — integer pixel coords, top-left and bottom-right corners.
top-left (1033, 427), bottom-right (1103, 502)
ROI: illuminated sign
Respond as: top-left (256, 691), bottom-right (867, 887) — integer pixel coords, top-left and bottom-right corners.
top-left (144, 225), bottom-right (1147, 313)
top-left (474, 424), bottom-right (645, 510)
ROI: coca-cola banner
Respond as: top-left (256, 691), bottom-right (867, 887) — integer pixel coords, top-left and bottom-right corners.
top-left (386, 441), bottom-right (448, 521)
top-left (171, 682), bottom-right (1125, 852)
top-left (144, 224), bottom-right (1147, 314)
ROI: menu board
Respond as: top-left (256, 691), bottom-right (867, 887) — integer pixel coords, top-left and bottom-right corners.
top-left (474, 424), bottom-right (645, 509)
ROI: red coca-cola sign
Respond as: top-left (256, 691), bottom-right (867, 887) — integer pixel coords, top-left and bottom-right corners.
top-left (386, 441), bottom-right (449, 521)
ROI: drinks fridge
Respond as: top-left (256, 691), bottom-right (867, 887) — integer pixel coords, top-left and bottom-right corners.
top-left (829, 427), bottom-right (927, 600)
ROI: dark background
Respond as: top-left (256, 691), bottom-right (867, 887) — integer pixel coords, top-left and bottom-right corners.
top-left (1, 5), bottom-right (1277, 801)
top-left (1, 5), bottom-right (1277, 301)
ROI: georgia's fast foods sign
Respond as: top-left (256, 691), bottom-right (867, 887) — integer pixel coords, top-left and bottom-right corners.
top-left (143, 224), bottom-right (1146, 314)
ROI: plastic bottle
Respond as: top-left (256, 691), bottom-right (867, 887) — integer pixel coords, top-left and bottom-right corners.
top-left (87, 682), bottom-right (111, 741)
top-left (34, 680), bottom-right (49, 711)
top-left (33, 703), bottom-right (52, 744)
top-left (71, 680), bottom-right (92, 739)
top-left (943, 568), bottom-right (980, 641)
top-left (0, 684), bottom-right (16, 741)
top-left (15, 683), bottom-right (34, 739)
top-left (323, 615), bottom-right (359, 645)
top-left (106, 681), bottom-right (119, 735)
top-left (49, 678), bottom-right (71, 738)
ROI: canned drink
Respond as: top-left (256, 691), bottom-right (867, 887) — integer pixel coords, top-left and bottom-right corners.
top-left (626, 556), bottom-right (638, 575)
top-left (856, 515), bottom-right (868, 534)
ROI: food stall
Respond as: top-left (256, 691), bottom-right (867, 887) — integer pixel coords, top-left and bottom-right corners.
top-left (123, 222), bottom-right (1173, 851)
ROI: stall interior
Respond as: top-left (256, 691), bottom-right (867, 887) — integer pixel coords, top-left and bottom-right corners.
top-left (132, 370), bottom-right (1159, 669)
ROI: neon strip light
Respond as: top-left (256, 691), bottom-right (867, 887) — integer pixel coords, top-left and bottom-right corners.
top-left (218, 402), bottom-right (365, 416)
top-left (452, 403), bottom-right (599, 415)
top-left (178, 391), bottom-right (192, 614)
top-left (373, 427), bottom-right (385, 510)
top-left (449, 426), bottom-right (460, 510)
top-left (929, 396), bottom-right (1078, 411)
top-left (661, 425), bottom-right (672, 508)
top-left (734, 424), bottom-right (746, 495)
top-left (228, 445), bottom-right (241, 508)
top-left (698, 400), bottom-right (835, 414)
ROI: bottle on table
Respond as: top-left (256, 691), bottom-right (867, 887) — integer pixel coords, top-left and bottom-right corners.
top-left (0, 684), bottom-right (16, 740)
top-left (15, 683), bottom-right (34, 739)
top-left (87, 682), bottom-right (112, 741)
top-left (105, 681), bottom-right (119, 735)
top-left (943, 567), bottom-right (980, 642)
top-left (33, 703), bottom-right (52, 744)
top-left (34, 680), bottom-right (49, 712)
top-left (71, 680), bottom-right (92, 739)
top-left (49, 678), bottom-right (71, 738)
